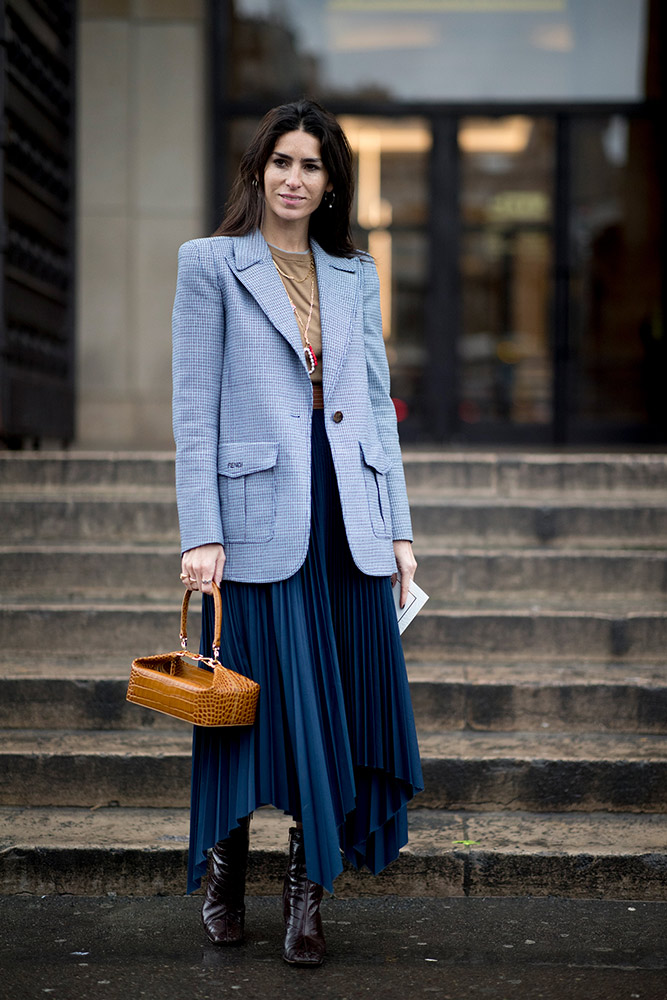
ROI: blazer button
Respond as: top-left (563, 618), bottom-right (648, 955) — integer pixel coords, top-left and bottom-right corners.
top-left (332, 410), bottom-right (343, 423)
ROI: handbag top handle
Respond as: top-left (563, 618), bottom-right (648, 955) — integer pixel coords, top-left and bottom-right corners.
top-left (180, 582), bottom-right (223, 661)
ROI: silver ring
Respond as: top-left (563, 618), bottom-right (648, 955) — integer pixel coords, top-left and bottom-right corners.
top-left (202, 578), bottom-right (212, 584)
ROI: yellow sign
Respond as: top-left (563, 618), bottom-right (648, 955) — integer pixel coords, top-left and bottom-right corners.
top-left (488, 191), bottom-right (550, 223)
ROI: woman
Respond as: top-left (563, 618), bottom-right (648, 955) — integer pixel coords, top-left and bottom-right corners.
top-left (172, 99), bottom-right (423, 967)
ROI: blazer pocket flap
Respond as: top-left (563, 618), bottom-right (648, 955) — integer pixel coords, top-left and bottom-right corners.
top-left (359, 439), bottom-right (392, 474)
top-left (218, 442), bottom-right (279, 478)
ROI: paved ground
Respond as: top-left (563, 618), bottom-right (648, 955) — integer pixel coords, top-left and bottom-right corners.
top-left (2, 896), bottom-right (666, 1000)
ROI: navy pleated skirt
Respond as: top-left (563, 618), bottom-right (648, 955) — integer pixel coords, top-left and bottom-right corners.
top-left (188, 409), bottom-right (424, 894)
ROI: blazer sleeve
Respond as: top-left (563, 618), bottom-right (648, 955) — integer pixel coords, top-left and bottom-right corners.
top-left (172, 238), bottom-right (225, 554)
top-left (360, 254), bottom-right (414, 542)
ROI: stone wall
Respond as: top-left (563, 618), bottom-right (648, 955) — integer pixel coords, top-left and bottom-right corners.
top-left (76, 1), bottom-right (206, 448)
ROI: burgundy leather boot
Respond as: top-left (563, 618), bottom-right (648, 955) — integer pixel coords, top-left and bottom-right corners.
top-left (201, 817), bottom-right (250, 945)
top-left (282, 826), bottom-right (326, 966)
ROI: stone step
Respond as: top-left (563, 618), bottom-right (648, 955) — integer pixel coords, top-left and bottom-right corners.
top-left (408, 660), bottom-right (667, 733)
top-left (3, 544), bottom-right (666, 599)
top-left (0, 493), bottom-right (179, 543)
top-left (0, 453), bottom-right (177, 488)
top-left (3, 451), bottom-right (667, 495)
top-left (3, 591), bottom-right (663, 614)
top-left (1, 728), bottom-right (665, 812)
top-left (3, 493), bottom-right (666, 545)
top-left (2, 603), bottom-right (664, 660)
top-left (416, 548), bottom-right (667, 597)
top-left (417, 730), bottom-right (667, 812)
top-left (403, 452), bottom-right (667, 497)
top-left (407, 607), bottom-right (667, 659)
top-left (0, 544), bottom-right (184, 600)
top-left (1, 805), bottom-right (665, 899)
top-left (2, 659), bottom-right (666, 734)
top-left (411, 498), bottom-right (667, 547)
top-left (0, 603), bottom-right (199, 658)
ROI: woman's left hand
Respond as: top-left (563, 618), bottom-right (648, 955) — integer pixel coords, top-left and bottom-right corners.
top-left (392, 540), bottom-right (417, 609)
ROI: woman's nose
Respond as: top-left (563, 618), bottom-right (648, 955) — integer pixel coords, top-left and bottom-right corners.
top-left (285, 167), bottom-right (302, 188)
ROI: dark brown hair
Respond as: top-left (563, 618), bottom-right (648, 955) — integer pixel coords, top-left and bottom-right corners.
top-left (212, 99), bottom-right (359, 258)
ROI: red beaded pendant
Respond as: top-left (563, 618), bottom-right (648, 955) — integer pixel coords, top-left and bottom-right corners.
top-left (304, 344), bottom-right (318, 374)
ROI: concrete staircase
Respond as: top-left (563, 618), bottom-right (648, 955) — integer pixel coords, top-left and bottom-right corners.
top-left (1, 451), bottom-right (666, 899)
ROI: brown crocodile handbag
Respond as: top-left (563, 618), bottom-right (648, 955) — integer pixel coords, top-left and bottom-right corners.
top-left (126, 582), bottom-right (259, 726)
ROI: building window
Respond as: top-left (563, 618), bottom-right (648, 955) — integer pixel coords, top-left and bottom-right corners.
top-left (228, 0), bottom-right (649, 103)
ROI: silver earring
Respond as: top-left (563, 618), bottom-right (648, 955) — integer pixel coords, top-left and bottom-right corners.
top-left (327, 191), bottom-right (335, 209)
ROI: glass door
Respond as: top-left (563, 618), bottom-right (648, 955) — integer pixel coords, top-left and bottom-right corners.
top-left (457, 115), bottom-right (555, 439)
top-left (339, 116), bottom-right (432, 440)
top-left (568, 114), bottom-right (664, 440)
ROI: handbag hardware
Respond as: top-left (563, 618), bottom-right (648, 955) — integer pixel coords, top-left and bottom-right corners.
top-left (126, 582), bottom-right (259, 727)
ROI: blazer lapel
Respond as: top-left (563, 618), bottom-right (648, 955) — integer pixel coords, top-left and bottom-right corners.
top-left (227, 232), bottom-right (360, 394)
top-left (228, 231), bottom-right (306, 366)
top-left (311, 240), bottom-right (359, 401)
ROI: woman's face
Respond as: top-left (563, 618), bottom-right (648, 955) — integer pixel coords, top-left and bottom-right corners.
top-left (262, 129), bottom-right (333, 231)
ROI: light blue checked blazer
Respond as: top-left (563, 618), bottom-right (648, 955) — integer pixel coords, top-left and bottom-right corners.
top-left (172, 229), bottom-right (413, 583)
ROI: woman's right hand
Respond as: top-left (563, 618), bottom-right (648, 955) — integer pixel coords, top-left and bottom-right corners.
top-left (180, 543), bottom-right (225, 595)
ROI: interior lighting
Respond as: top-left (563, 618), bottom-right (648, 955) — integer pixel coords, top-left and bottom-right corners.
top-left (531, 22), bottom-right (574, 51)
top-left (458, 116), bottom-right (533, 154)
top-left (330, 23), bottom-right (438, 50)
top-left (368, 228), bottom-right (393, 340)
top-left (338, 118), bottom-right (431, 342)
top-left (340, 118), bottom-right (432, 154)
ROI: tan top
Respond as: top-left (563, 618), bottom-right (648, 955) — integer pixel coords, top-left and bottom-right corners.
top-left (269, 244), bottom-right (322, 385)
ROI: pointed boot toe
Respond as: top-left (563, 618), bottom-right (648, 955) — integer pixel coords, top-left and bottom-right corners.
top-left (201, 887), bottom-right (245, 945)
top-left (283, 938), bottom-right (326, 967)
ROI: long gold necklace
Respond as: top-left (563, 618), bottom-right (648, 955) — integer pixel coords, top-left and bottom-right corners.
top-left (274, 256), bottom-right (318, 374)
top-left (273, 256), bottom-right (314, 283)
